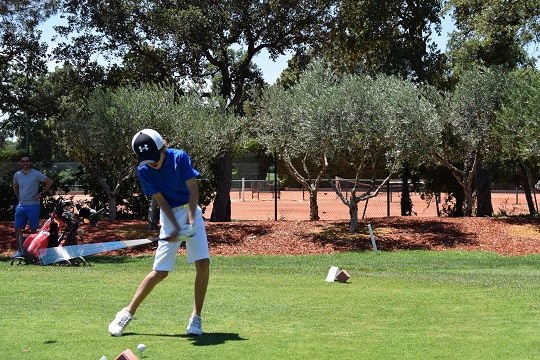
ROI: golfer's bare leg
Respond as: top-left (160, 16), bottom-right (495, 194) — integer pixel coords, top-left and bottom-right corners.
top-left (126, 270), bottom-right (169, 316)
top-left (193, 258), bottom-right (210, 316)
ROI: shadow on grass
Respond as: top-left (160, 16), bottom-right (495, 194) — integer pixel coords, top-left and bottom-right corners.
top-left (85, 255), bottom-right (154, 264)
top-left (311, 218), bottom-right (479, 252)
top-left (0, 255), bottom-right (151, 265)
top-left (124, 332), bottom-right (247, 346)
top-left (186, 332), bottom-right (248, 346)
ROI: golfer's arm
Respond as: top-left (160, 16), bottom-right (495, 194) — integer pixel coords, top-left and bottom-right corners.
top-left (153, 192), bottom-right (180, 235)
top-left (185, 177), bottom-right (199, 225)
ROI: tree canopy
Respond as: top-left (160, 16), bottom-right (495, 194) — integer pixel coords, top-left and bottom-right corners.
top-left (256, 60), bottom-right (439, 228)
top-left (445, 0), bottom-right (540, 72)
top-left (432, 66), bottom-right (509, 216)
top-left (54, 0), bottom-right (334, 105)
top-left (0, 0), bottom-right (57, 148)
top-left (326, 0), bottom-right (448, 87)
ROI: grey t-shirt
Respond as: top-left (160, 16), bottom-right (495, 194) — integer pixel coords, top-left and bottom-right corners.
top-left (13, 169), bottom-right (47, 206)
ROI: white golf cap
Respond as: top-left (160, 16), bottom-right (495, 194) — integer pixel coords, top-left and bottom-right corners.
top-left (131, 129), bottom-right (164, 166)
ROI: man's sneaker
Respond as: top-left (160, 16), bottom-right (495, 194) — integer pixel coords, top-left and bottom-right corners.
top-left (10, 251), bottom-right (23, 259)
top-left (108, 308), bottom-right (134, 336)
top-left (186, 314), bottom-right (202, 336)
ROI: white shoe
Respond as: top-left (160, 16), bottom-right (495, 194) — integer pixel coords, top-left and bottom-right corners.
top-left (186, 314), bottom-right (202, 336)
top-left (108, 308), bottom-right (134, 336)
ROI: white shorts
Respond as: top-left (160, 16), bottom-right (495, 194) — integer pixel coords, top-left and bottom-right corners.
top-left (153, 205), bottom-right (209, 271)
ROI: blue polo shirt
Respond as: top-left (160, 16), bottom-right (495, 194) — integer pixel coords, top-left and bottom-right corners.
top-left (137, 148), bottom-right (199, 208)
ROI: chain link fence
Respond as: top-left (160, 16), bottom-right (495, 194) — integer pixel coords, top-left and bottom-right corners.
top-left (204, 153), bottom-right (538, 221)
top-left (225, 179), bottom-right (434, 221)
top-left (1, 156), bottom-right (534, 222)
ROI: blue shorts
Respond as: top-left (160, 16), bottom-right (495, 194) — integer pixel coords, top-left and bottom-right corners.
top-left (14, 204), bottom-right (41, 230)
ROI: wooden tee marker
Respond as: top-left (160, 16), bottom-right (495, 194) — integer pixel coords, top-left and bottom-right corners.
top-left (336, 270), bottom-right (350, 283)
top-left (115, 349), bottom-right (139, 360)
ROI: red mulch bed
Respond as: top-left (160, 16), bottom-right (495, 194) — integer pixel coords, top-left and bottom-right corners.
top-left (2, 216), bottom-right (540, 258)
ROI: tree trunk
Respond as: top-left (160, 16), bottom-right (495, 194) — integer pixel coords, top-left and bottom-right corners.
top-left (454, 188), bottom-right (464, 217)
top-left (519, 163), bottom-right (536, 215)
top-left (462, 176), bottom-right (475, 217)
top-left (210, 151), bottom-right (232, 222)
top-left (107, 194), bottom-right (116, 221)
top-left (401, 163), bottom-right (412, 216)
top-left (349, 200), bottom-right (359, 233)
top-left (148, 197), bottom-right (159, 230)
top-left (475, 161), bottom-right (493, 217)
top-left (309, 189), bottom-right (319, 221)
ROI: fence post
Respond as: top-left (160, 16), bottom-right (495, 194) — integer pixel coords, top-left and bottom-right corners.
top-left (241, 177), bottom-right (245, 202)
top-left (387, 179), bottom-right (391, 217)
top-left (274, 151), bottom-right (278, 221)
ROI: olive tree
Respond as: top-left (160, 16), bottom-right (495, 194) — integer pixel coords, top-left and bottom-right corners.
top-left (500, 70), bottom-right (540, 158)
top-left (497, 68), bottom-right (540, 214)
top-left (60, 85), bottom-right (179, 219)
top-left (257, 60), bottom-right (438, 230)
top-left (169, 93), bottom-right (246, 221)
top-left (255, 60), bottom-right (342, 220)
top-left (432, 66), bottom-right (508, 216)
top-left (326, 74), bottom-right (439, 232)
top-left (60, 84), bottom-right (241, 220)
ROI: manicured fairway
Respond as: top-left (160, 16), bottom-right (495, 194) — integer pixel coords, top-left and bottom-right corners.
top-left (1, 251), bottom-right (539, 359)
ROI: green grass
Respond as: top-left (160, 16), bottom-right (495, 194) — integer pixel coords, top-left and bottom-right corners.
top-left (1, 251), bottom-right (540, 359)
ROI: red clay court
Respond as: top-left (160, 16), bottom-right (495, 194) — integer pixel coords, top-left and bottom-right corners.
top-left (204, 189), bottom-right (535, 221)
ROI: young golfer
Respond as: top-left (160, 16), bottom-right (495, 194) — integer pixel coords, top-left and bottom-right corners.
top-left (108, 129), bottom-right (210, 336)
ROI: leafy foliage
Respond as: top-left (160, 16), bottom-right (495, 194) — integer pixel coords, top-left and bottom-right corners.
top-left (54, 83), bottom-right (241, 219)
top-left (498, 69), bottom-right (540, 160)
top-left (0, 0), bottom-right (57, 150)
top-left (256, 59), bottom-right (438, 228)
top-left (445, 0), bottom-right (540, 72)
top-left (327, 0), bottom-right (447, 87)
top-left (433, 66), bottom-right (509, 215)
top-left (256, 60), bottom-right (343, 220)
top-left (54, 0), bottom-right (333, 105)
top-left (57, 84), bottom-right (178, 219)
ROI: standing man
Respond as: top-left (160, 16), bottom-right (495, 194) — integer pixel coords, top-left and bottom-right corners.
top-left (108, 129), bottom-right (210, 337)
top-left (12, 154), bottom-right (54, 258)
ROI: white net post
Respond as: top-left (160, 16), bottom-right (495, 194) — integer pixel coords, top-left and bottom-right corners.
top-left (335, 176), bottom-right (342, 198)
